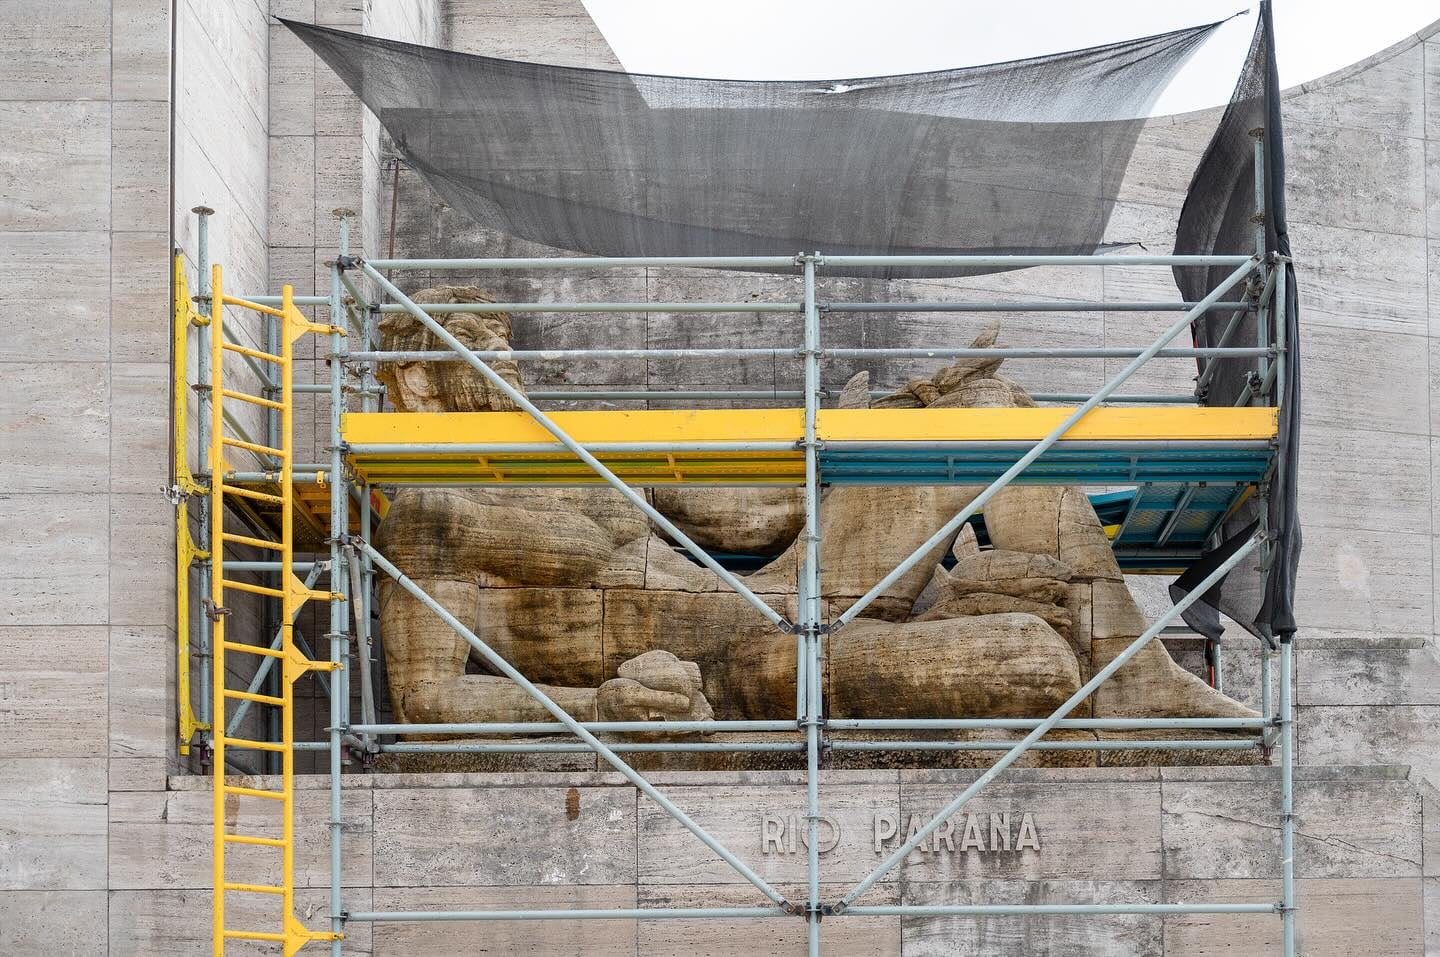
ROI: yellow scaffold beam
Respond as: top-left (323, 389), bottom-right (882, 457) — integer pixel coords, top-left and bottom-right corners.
top-left (339, 406), bottom-right (1278, 486)
top-left (343, 406), bottom-right (1278, 446)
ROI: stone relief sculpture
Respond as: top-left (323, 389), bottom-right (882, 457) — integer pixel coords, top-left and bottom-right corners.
top-left (372, 288), bottom-right (1254, 758)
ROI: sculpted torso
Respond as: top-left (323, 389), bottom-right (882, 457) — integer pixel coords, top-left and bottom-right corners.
top-left (373, 291), bottom-right (1253, 729)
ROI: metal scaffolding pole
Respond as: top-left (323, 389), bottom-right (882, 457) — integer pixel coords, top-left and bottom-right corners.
top-left (192, 207), bottom-right (215, 747)
top-left (326, 214), bottom-right (351, 957)
top-left (799, 255), bottom-right (824, 955)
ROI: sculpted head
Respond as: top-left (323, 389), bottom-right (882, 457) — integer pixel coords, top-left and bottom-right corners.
top-left (376, 286), bottom-right (521, 413)
top-left (871, 320), bottom-right (1035, 410)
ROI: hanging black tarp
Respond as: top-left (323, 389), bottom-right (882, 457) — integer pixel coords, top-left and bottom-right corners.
top-left (283, 17), bottom-right (1224, 277)
top-left (1172, 2), bottom-right (1299, 648)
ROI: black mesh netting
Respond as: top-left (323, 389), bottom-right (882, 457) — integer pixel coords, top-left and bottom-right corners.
top-left (283, 16), bottom-right (1224, 278)
top-left (286, 6), bottom-right (1298, 643)
top-left (1172, 3), bottom-right (1299, 647)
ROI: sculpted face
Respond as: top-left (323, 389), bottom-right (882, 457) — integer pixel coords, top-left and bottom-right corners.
top-left (376, 288), bottom-right (520, 413)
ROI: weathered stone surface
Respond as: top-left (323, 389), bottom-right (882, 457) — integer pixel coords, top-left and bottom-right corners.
top-left (901, 880), bottom-right (1162, 956)
top-left (638, 781), bottom-right (898, 885)
top-left (0, 100), bottom-right (109, 230)
top-left (373, 786), bottom-right (635, 886)
top-left (372, 886), bottom-right (635, 954)
top-left (0, 626), bottom-right (107, 758)
top-left (986, 486), bottom-right (1124, 583)
top-left (1164, 878), bottom-right (1423, 955)
top-left (109, 887), bottom-right (370, 956)
top-left (640, 883), bottom-right (900, 956)
top-left (831, 615), bottom-right (1081, 719)
top-left (108, 786), bottom-right (372, 889)
top-left (0, 890), bottom-right (106, 957)
top-left (109, 626), bottom-right (171, 759)
top-left (1299, 706), bottom-right (1440, 782)
top-left (897, 781), bottom-right (1162, 881)
top-left (0, 493), bottom-right (109, 626)
top-left (1162, 775), bottom-right (1421, 880)
top-left (651, 487), bottom-right (803, 555)
top-left (0, 758), bottom-right (106, 890)
top-left (1299, 643), bottom-right (1440, 706)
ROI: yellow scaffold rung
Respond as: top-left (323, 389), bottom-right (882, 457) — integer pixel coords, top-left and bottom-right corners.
top-left (222, 388), bottom-right (285, 410)
top-left (222, 436), bottom-right (285, 457)
top-left (223, 833), bottom-right (287, 848)
top-left (223, 688), bottom-right (284, 706)
top-left (220, 484), bottom-right (285, 504)
top-left (221, 641), bottom-right (285, 659)
top-left (224, 736), bottom-right (286, 753)
top-left (221, 294), bottom-right (286, 319)
top-left (221, 341), bottom-right (284, 364)
top-left (223, 929), bottom-right (286, 942)
top-left (223, 785), bottom-right (286, 801)
top-left (222, 579), bottom-right (286, 599)
top-left (222, 532), bottom-right (284, 551)
top-left (223, 882), bottom-right (285, 895)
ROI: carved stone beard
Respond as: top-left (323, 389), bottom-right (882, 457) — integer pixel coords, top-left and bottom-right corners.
top-left (433, 356), bottom-right (522, 413)
top-left (376, 294), bottom-right (523, 413)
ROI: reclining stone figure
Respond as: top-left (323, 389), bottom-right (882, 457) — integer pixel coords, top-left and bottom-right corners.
top-left (372, 289), bottom-right (1254, 736)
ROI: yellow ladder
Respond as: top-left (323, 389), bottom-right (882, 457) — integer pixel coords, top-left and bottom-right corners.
top-left (207, 267), bottom-right (344, 955)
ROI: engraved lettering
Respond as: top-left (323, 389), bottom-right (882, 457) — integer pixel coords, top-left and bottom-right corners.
top-left (1016, 812), bottom-right (1040, 851)
top-left (874, 812), bottom-right (898, 852)
top-left (990, 812), bottom-right (1010, 852)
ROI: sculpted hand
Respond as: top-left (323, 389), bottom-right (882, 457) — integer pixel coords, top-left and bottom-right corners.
top-left (597, 650), bottom-right (714, 724)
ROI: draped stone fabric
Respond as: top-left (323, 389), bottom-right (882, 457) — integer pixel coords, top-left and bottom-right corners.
top-left (283, 16), bottom-right (1225, 277)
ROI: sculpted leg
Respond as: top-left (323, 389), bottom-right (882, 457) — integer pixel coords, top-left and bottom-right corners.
top-left (984, 485), bottom-right (1256, 719)
top-left (829, 614), bottom-right (1082, 718)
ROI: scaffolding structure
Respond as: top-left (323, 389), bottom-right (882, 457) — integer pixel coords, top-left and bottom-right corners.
top-left (177, 179), bottom-right (1296, 952)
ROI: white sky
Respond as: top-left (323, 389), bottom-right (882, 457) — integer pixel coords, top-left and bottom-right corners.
top-left (582, 0), bottom-right (1438, 115)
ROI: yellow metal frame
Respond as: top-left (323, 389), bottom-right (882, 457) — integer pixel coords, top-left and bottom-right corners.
top-left (173, 255), bottom-right (210, 754)
top-left (208, 268), bottom-right (344, 955)
top-left (339, 406), bottom-right (1278, 486)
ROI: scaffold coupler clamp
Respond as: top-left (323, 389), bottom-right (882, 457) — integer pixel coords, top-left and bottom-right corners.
top-left (202, 598), bottom-right (230, 622)
top-left (335, 254), bottom-right (361, 270)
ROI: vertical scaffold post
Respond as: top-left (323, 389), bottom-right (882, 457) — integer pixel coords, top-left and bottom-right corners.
top-left (800, 254), bottom-right (823, 955)
top-left (207, 260), bottom-right (226, 957)
top-left (1279, 631), bottom-right (1296, 954)
top-left (194, 206), bottom-right (215, 748)
top-left (328, 210), bottom-right (353, 956)
top-left (1252, 130), bottom-right (1269, 389)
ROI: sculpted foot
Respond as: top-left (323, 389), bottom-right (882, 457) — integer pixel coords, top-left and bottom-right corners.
top-left (1091, 642), bottom-right (1258, 720)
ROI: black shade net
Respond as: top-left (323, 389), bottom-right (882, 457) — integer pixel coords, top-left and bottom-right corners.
top-left (287, 6), bottom-right (1298, 644)
top-left (1172, 2), bottom-right (1300, 647)
top-left (284, 16), bottom-right (1224, 278)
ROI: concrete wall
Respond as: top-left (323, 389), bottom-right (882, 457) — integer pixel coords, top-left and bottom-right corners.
top-left (102, 766), bottom-right (1437, 955)
top-left (0, 0), bottom-right (172, 948)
